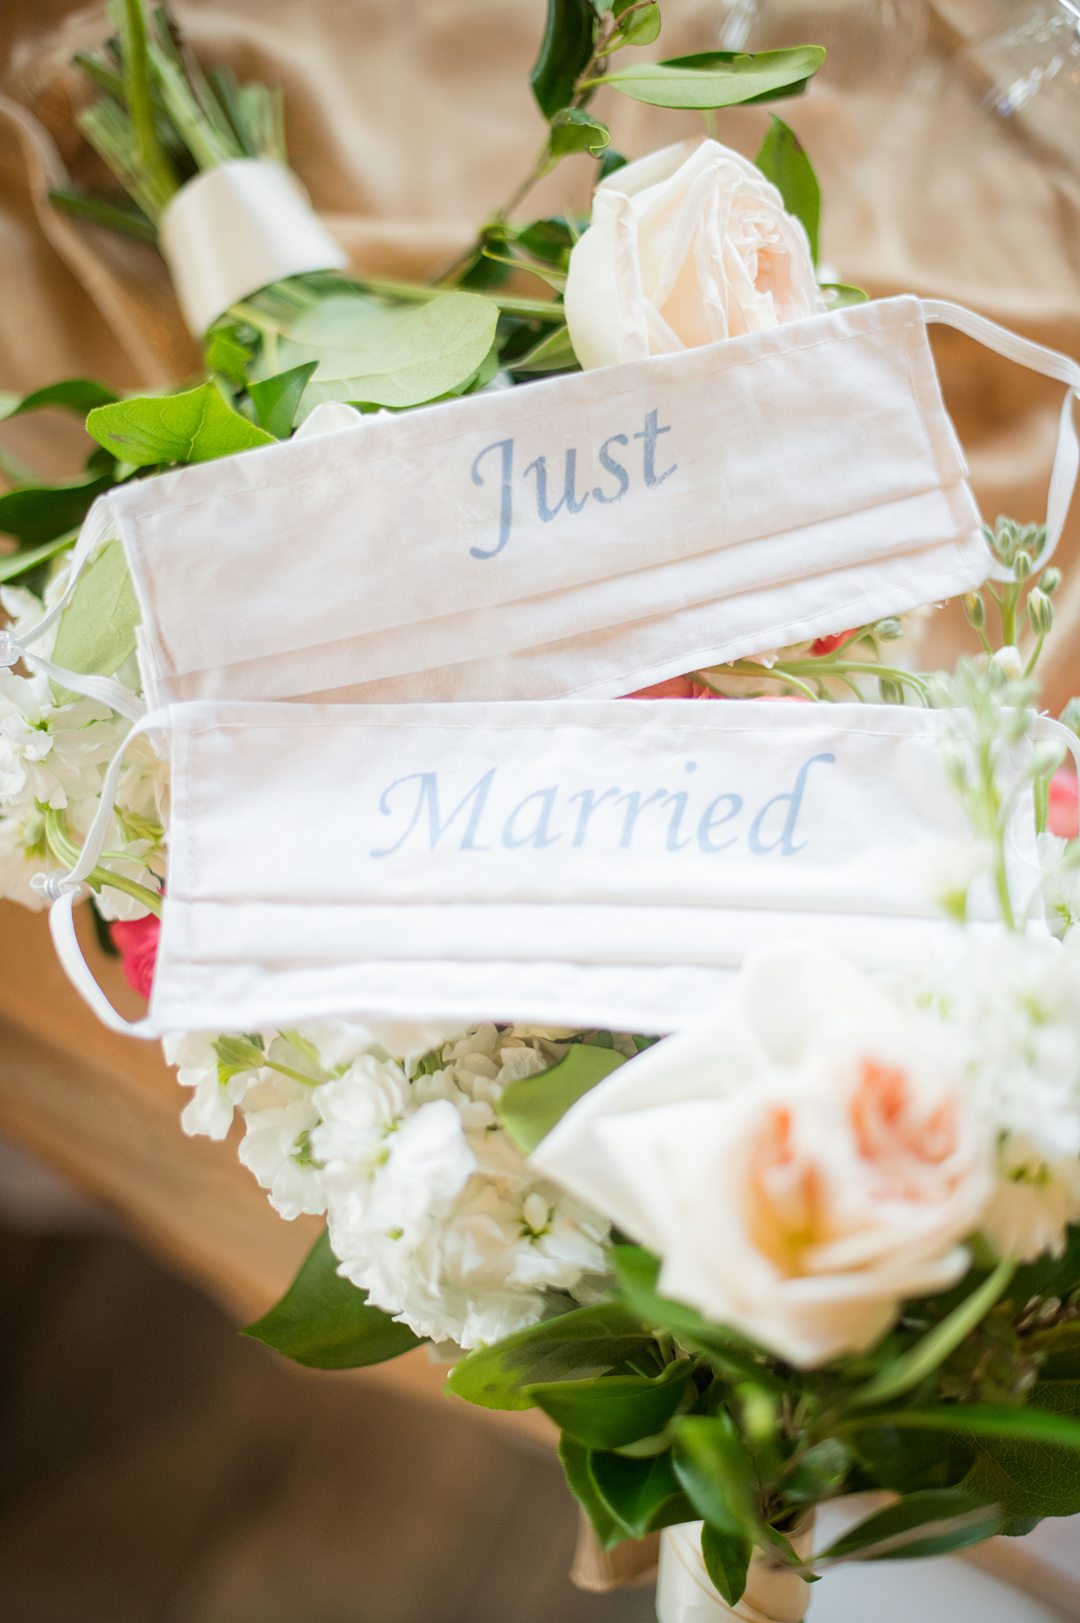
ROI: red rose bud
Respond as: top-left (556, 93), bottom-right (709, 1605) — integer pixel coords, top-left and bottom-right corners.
top-left (110, 913), bottom-right (161, 1000)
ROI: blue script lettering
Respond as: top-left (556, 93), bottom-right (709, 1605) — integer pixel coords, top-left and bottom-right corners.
top-left (468, 408), bottom-right (677, 560)
top-left (369, 754), bottom-right (836, 859)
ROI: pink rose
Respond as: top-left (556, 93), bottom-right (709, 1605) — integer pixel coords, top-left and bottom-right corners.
top-left (110, 912), bottom-right (161, 999)
top-left (623, 675), bottom-right (718, 700)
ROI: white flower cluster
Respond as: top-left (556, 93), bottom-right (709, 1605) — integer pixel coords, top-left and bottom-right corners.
top-left (166, 1020), bottom-right (611, 1349)
top-left (915, 929), bottom-right (1080, 1262)
top-left (0, 577), bottom-right (164, 917)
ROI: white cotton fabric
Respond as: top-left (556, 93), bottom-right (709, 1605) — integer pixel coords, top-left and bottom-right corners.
top-left (52, 699), bottom-right (1044, 1039)
top-left (98, 294), bottom-right (1003, 708)
top-left (159, 159), bottom-right (347, 335)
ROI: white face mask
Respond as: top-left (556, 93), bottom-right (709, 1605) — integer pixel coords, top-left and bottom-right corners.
top-left (14, 296), bottom-right (1077, 715)
top-left (42, 698), bottom-right (1053, 1040)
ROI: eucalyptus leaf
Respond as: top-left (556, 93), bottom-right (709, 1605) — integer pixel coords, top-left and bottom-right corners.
top-left (754, 116), bottom-right (820, 264)
top-left (283, 292), bottom-right (499, 413)
top-left (818, 1489), bottom-right (1004, 1563)
top-left (701, 1525), bottom-right (752, 1607)
top-left (525, 1361), bottom-right (691, 1449)
top-left (446, 1302), bottom-right (653, 1412)
top-left (497, 1043), bottom-right (625, 1154)
top-left (0, 378), bottom-right (118, 424)
top-left (249, 361), bottom-right (319, 438)
top-left (673, 1413), bottom-right (762, 1538)
top-left (87, 382), bottom-right (274, 467)
top-left (820, 283), bottom-right (870, 309)
top-left (611, 0), bottom-right (661, 48)
top-left (531, 0), bottom-right (597, 119)
top-left (244, 1229), bottom-right (422, 1370)
top-left (50, 539), bottom-right (140, 688)
top-left (597, 47), bottom-right (825, 109)
top-left (549, 107), bottom-right (611, 160)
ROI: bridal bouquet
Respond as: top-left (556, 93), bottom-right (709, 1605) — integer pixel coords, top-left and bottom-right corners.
top-left (3, 3), bottom-right (1080, 1619)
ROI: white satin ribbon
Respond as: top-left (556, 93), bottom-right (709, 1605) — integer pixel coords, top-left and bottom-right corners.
top-left (657, 1523), bottom-right (813, 1623)
top-left (159, 158), bottom-right (348, 334)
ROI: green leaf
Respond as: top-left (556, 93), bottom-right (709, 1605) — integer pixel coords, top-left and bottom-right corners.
top-left (611, 0), bottom-right (661, 48)
top-left (526, 1361), bottom-right (691, 1449)
top-left (0, 378), bottom-right (118, 424)
top-left (701, 1524), bottom-right (752, 1607)
top-left (509, 324), bottom-right (579, 376)
top-left (244, 1230), bottom-right (422, 1370)
top-left (851, 1257), bottom-right (1015, 1409)
top-left (0, 532), bottom-right (77, 586)
top-left (612, 1247), bottom-right (777, 1382)
top-left (531, 0), bottom-right (598, 119)
top-left (86, 382), bottom-right (275, 467)
top-left (445, 1302), bottom-right (653, 1412)
top-left (818, 1489), bottom-right (1005, 1563)
top-left (962, 1383), bottom-right (1080, 1519)
top-left (248, 362), bottom-right (319, 438)
top-left (597, 46), bottom-right (825, 109)
top-left (590, 1446), bottom-right (693, 1539)
top-left (212, 1033), bottom-right (266, 1084)
top-left (497, 1044), bottom-right (625, 1154)
top-left (672, 1413), bottom-right (762, 1538)
top-left (50, 540), bottom-right (139, 686)
top-left (549, 107), bottom-right (611, 160)
top-left (281, 292), bottom-right (500, 413)
top-left (204, 324), bottom-right (257, 386)
top-left (0, 475), bottom-right (114, 547)
top-left (558, 1434), bottom-right (624, 1549)
top-left (820, 283), bottom-right (870, 309)
top-left (754, 117), bottom-right (820, 264)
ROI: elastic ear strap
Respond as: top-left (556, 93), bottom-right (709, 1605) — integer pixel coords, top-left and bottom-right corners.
top-left (48, 889), bottom-right (157, 1039)
top-left (39, 707), bottom-right (172, 1040)
top-left (1037, 714), bottom-right (1080, 782)
top-left (923, 299), bottom-right (1080, 580)
top-left (6, 494), bottom-right (147, 722)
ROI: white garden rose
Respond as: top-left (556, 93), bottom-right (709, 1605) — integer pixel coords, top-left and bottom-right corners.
top-left (565, 138), bottom-right (823, 371)
top-left (533, 946), bottom-right (993, 1368)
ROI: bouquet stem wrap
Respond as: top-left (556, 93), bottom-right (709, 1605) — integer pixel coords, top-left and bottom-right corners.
top-left (656, 1520), bottom-right (815, 1623)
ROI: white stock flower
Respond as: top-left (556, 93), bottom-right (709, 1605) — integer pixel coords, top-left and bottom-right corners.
top-left (918, 932), bottom-right (1080, 1261)
top-left (165, 1031), bottom-right (257, 1141)
top-left (1038, 832), bottom-right (1080, 939)
top-left (565, 138), bottom-right (822, 371)
top-left (534, 946), bottom-right (993, 1369)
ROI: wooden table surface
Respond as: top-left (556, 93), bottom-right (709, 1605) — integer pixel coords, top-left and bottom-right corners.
top-left (0, 899), bottom-right (551, 1445)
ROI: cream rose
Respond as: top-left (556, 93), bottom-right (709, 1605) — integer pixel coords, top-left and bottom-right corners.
top-left (565, 138), bottom-right (823, 372)
top-left (533, 946), bottom-right (993, 1368)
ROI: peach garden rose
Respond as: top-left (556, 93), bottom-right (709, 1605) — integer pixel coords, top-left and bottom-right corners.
top-left (533, 946), bottom-right (994, 1368)
top-left (565, 137), bottom-right (824, 372)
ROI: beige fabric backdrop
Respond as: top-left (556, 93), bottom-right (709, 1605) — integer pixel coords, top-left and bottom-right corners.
top-left (1, 0), bottom-right (1078, 696)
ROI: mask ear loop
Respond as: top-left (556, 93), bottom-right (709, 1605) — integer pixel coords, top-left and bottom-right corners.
top-left (922, 299), bottom-right (1080, 583)
top-left (33, 707), bottom-right (172, 1039)
top-left (1, 494), bottom-right (147, 724)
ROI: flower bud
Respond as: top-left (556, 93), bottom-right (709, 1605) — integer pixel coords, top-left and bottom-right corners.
top-left (1028, 589), bottom-right (1054, 636)
top-left (991, 645), bottom-right (1024, 680)
top-left (1032, 740), bottom-right (1067, 779)
top-left (1013, 551), bottom-right (1034, 583)
top-left (875, 617), bottom-right (903, 641)
top-left (1041, 568), bottom-right (1062, 596)
top-left (963, 593), bottom-right (986, 630)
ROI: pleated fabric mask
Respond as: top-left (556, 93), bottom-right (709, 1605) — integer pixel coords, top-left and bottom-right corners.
top-left (12, 294), bottom-right (1078, 713)
top-left (39, 698), bottom-right (1055, 1040)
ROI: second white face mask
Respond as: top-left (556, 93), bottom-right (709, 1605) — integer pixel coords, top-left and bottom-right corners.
top-left (43, 699), bottom-right (1048, 1041)
top-left (32, 292), bottom-right (1077, 715)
